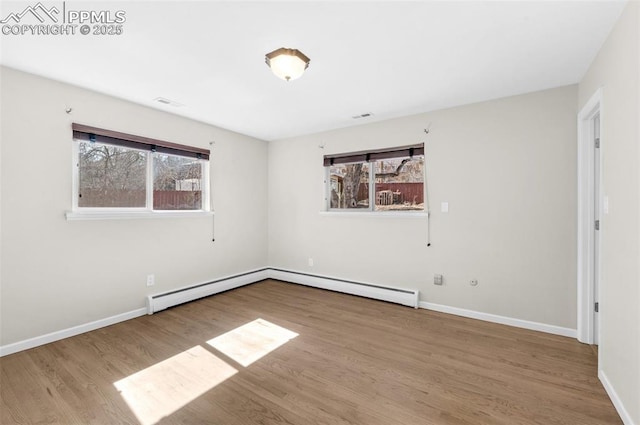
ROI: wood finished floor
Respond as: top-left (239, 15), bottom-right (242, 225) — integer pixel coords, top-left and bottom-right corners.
top-left (1, 280), bottom-right (621, 425)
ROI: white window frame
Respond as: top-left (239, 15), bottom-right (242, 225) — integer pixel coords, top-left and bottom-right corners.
top-left (324, 154), bottom-right (427, 215)
top-left (67, 139), bottom-right (212, 221)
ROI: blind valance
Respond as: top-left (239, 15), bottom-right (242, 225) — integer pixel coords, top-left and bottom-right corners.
top-left (72, 123), bottom-right (210, 160)
top-left (323, 143), bottom-right (424, 166)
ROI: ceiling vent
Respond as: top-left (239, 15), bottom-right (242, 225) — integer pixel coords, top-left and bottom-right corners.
top-left (352, 113), bottom-right (373, 119)
top-left (154, 97), bottom-right (184, 107)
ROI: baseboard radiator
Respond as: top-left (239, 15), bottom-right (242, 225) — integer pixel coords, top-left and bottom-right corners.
top-left (269, 268), bottom-right (419, 308)
top-left (147, 268), bottom-right (419, 314)
top-left (146, 269), bottom-right (270, 314)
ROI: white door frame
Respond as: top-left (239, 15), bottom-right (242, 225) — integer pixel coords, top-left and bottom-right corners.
top-left (577, 88), bottom-right (603, 345)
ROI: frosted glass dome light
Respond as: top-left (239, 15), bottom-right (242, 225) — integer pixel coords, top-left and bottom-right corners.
top-left (265, 48), bottom-right (310, 81)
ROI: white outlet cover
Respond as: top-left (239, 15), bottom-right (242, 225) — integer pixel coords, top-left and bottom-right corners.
top-left (441, 202), bottom-right (449, 213)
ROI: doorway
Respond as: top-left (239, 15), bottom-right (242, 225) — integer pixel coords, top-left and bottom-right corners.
top-left (577, 89), bottom-right (602, 346)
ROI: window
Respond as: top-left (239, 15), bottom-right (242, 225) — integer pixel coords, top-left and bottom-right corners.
top-left (72, 123), bottom-right (210, 213)
top-left (324, 144), bottom-right (425, 212)
top-left (78, 142), bottom-right (147, 208)
top-left (153, 153), bottom-right (203, 210)
top-left (329, 162), bottom-right (370, 209)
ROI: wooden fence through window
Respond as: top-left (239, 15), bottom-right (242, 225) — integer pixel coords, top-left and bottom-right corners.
top-left (78, 189), bottom-right (202, 210)
top-left (357, 183), bottom-right (424, 205)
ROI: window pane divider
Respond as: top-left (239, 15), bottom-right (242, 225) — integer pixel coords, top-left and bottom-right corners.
top-left (146, 151), bottom-right (154, 209)
top-left (368, 164), bottom-right (375, 212)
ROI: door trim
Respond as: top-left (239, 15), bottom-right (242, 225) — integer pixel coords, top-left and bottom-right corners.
top-left (577, 88), bottom-right (602, 345)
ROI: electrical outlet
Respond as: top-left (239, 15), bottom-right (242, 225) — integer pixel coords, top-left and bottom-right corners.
top-left (434, 274), bottom-right (443, 285)
top-left (308, 258), bottom-right (314, 267)
top-left (470, 279), bottom-right (478, 286)
top-left (146, 274), bottom-right (155, 287)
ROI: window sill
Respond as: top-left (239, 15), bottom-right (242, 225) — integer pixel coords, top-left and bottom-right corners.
top-left (319, 211), bottom-right (428, 218)
top-left (65, 210), bottom-right (214, 221)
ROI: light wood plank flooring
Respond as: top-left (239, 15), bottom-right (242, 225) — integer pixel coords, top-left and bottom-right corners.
top-left (1, 280), bottom-right (621, 424)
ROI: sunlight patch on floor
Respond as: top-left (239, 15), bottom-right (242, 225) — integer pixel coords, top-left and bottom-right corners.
top-left (207, 318), bottom-right (299, 367)
top-left (113, 345), bottom-right (237, 425)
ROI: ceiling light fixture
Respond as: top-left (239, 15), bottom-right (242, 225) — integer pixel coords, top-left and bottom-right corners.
top-left (265, 47), bottom-right (310, 82)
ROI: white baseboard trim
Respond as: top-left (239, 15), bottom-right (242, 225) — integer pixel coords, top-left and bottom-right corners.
top-left (599, 370), bottom-right (636, 425)
top-left (269, 270), bottom-right (574, 338)
top-left (268, 268), bottom-right (419, 308)
top-left (0, 308), bottom-right (147, 357)
top-left (0, 268), bottom-right (272, 357)
top-left (419, 301), bottom-right (577, 338)
top-left (1, 269), bottom-right (579, 357)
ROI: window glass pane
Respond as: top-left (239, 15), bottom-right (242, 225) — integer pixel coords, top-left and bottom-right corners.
top-left (153, 153), bottom-right (203, 210)
top-left (374, 156), bottom-right (424, 211)
top-left (329, 162), bottom-right (370, 209)
top-left (78, 141), bottom-right (147, 207)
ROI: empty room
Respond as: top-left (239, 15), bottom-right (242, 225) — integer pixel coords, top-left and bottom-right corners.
top-left (1, 1), bottom-right (638, 424)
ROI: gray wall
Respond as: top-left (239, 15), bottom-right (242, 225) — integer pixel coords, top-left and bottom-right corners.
top-left (578, 2), bottom-right (640, 423)
top-left (0, 67), bottom-right (269, 345)
top-left (268, 85), bottom-right (578, 330)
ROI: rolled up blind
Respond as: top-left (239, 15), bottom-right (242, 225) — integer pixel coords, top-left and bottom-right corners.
top-left (323, 143), bottom-right (424, 166)
top-left (72, 123), bottom-right (210, 160)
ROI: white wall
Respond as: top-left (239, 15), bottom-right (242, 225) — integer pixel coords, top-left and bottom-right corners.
top-left (578, 2), bottom-right (640, 423)
top-left (268, 85), bottom-right (578, 330)
top-left (0, 67), bottom-right (269, 346)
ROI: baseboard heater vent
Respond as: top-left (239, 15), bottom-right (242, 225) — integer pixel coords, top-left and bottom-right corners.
top-left (146, 269), bottom-right (270, 314)
top-left (147, 268), bottom-right (419, 315)
top-left (269, 268), bottom-right (419, 308)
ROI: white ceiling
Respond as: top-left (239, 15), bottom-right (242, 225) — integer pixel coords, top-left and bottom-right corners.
top-left (0, 1), bottom-right (628, 141)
